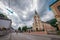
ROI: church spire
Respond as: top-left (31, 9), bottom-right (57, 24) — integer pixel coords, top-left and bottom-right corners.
top-left (35, 10), bottom-right (38, 15)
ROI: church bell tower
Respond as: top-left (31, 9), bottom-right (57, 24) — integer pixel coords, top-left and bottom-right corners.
top-left (33, 11), bottom-right (43, 31)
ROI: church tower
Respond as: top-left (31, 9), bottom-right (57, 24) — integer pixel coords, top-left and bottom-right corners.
top-left (50, 0), bottom-right (60, 30)
top-left (33, 11), bottom-right (43, 31)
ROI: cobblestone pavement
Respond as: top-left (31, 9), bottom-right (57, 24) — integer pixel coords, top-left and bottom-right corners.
top-left (0, 33), bottom-right (60, 40)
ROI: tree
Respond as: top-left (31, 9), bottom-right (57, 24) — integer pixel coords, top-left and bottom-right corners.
top-left (0, 14), bottom-right (8, 19)
top-left (22, 26), bottom-right (27, 32)
top-left (47, 18), bottom-right (57, 27)
top-left (47, 18), bottom-right (59, 30)
top-left (18, 27), bottom-right (21, 32)
top-left (27, 27), bottom-right (32, 29)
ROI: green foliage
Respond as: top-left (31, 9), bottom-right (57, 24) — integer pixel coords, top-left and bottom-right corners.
top-left (0, 14), bottom-right (5, 17)
top-left (27, 27), bottom-right (32, 29)
top-left (22, 26), bottom-right (27, 32)
top-left (47, 18), bottom-right (57, 27)
top-left (18, 27), bottom-right (21, 31)
top-left (47, 18), bottom-right (59, 31)
top-left (0, 14), bottom-right (8, 19)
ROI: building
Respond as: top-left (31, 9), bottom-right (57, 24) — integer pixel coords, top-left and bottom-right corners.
top-left (50, 0), bottom-right (60, 30)
top-left (33, 11), bottom-right (43, 31)
top-left (0, 14), bottom-right (12, 29)
top-left (0, 18), bottom-right (12, 30)
top-left (43, 22), bottom-right (56, 32)
top-left (33, 11), bottom-right (56, 33)
top-left (43, 22), bottom-right (56, 34)
top-left (0, 14), bottom-right (12, 35)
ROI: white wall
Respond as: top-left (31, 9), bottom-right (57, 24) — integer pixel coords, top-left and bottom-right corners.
top-left (0, 19), bottom-right (11, 28)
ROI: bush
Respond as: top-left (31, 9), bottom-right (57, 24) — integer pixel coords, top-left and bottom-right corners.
top-left (22, 26), bottom-right (27, 32)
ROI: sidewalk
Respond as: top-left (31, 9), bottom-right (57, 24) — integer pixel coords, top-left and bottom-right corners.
top-left (23, 31), bottom-right (47, 35)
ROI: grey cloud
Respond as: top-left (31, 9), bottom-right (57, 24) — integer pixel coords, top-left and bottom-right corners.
top-left (0, 0), bottom-right (55, 29)
top-left (37, 0), bottom-right (49, 17)
top-left (9, 0), bottom-right (33, 11)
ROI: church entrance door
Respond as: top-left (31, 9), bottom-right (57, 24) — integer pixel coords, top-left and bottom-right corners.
top-left (36, 28), bottom-right (38, 31)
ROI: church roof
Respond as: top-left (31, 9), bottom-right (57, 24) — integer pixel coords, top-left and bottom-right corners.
top-left (50, 0), bottom-right (60, 7)
top-left (34, 10), bottom-right (40, 18)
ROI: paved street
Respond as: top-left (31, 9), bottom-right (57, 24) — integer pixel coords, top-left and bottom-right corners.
top-left (0, 33), bottom-right (60, 40)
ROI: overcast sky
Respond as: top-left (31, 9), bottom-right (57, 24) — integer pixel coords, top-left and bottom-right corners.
top-left (0, 0), bottom-right (56, 29)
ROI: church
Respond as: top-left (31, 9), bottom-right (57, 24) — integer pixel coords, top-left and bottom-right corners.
top-left (33, 11), bottom-right (43, 31)
top-left (32, 11), bottom-right (56, 32)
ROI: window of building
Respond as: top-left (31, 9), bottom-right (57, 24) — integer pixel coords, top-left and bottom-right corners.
top-left (57, 5), bottom-right (60, 11)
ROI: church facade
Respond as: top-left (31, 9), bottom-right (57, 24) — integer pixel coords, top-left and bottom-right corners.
top-left (33, 11), bottom-right (43, 31)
